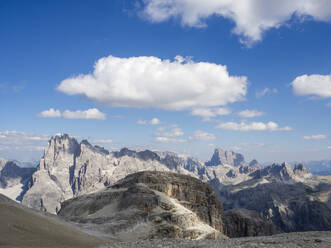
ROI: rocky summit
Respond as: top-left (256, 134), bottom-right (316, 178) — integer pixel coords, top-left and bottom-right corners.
top-left (58, 171), bottom-right (226, 241)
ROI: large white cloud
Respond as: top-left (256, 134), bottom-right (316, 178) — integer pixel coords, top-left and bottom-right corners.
top-left (57, 55), bottom-right (247, 110)
top-left (141, 0), bottom-right (331, 45)
top-left (216, 121), bottom-right (292, 131)
top-left (292, 74), bottom-right (331, 98)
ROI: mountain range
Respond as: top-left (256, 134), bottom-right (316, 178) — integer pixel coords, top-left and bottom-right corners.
top-left (1, 133), bottom-right (331, 241)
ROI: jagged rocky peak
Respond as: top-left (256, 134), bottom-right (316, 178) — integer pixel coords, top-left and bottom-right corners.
top-left (293, 163), bottom-right (309, 176)
top-left (48, 133), bottom-right (80, 156)
top-left (250, 162), bottom-right (294, 181)
top-left (80, 139), bottom-right (109, 155)
top-left (206, 148), bottom-right (245, 167)
top-left (113, 147), bottom-right (160, 161)
top-left (0, 157), bottom-right (7, 171)
top-left (249, 159), bottom-right (261, 168)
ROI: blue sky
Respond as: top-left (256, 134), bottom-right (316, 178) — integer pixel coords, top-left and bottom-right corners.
top-left (1, 0), bottom-right (331, 163)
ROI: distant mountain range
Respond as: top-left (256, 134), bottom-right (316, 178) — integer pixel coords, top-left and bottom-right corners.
top-left (289, 160), bottom-right (331, 175)
top-left (0, 133), bottom-right (331, 239)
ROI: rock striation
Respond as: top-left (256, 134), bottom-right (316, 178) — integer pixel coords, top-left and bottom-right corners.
top-left (59, 171), bottom-right (226, 240)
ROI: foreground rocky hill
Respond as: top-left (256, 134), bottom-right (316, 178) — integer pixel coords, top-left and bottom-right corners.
top-left (59, 171), bottom-right (226, 240)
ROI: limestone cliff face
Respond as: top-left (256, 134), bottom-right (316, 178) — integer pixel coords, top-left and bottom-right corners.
top-left (59, 171), bottom-right (226, 241)
top-left (112, 171), bottom-right (224, 232)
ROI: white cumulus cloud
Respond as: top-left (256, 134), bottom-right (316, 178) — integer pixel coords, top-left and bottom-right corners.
top-left (303, 134), bottom-right (327, 140)
top-left (38, 108), bottom-right (106, 120)
top-left (62, 108), bottom-right (106, 120)
top-left (216, 121), bottom-right (292, 131)
top-left (189, 130), bottom-right (216, 141)
top-left (57, 55), bottom-right (247, 110)
top-left (328, 146), bottom-right (331, 150)
top-left (238, 109), bottom-right (264, 118)
top-left (38, 108), bottom-right (61, 118)
top-left (292, 74), bottom-right (331, 98)
top-left (150, 118), bottom-right (161, 125)
top-left (141, 0), bottom-right (331, 45)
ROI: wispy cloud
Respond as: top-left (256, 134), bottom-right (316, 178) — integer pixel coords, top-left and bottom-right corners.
top-left (216, 121), bottom-right (292, 131)
top-left (137, 117), bottom-right (161, 125)
top-left (191, 107), bottom-right (231, 121)
top-left (188, 130), bottom-right (216, 141)
top-left (303, 134), bottom-right (327, 140)
top-left (238, 109), bottom-right (264, 118)
top-left (256, 88), bottom-right (278, 98)
top-left (155, 125), bottom-right (186, 143)
top-left (0, 131), bottom-right (49, 153)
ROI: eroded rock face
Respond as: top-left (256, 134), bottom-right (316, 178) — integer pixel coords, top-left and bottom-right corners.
top-left (59, 171), bottom-right (226, 241)
top-left (223, 208), bottom-right (277, 237)
top-left (113, 171), bottom-right (224, 232)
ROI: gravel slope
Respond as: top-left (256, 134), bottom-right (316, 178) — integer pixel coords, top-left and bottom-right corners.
top-left (104, 231), bottom-right (331, 248)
